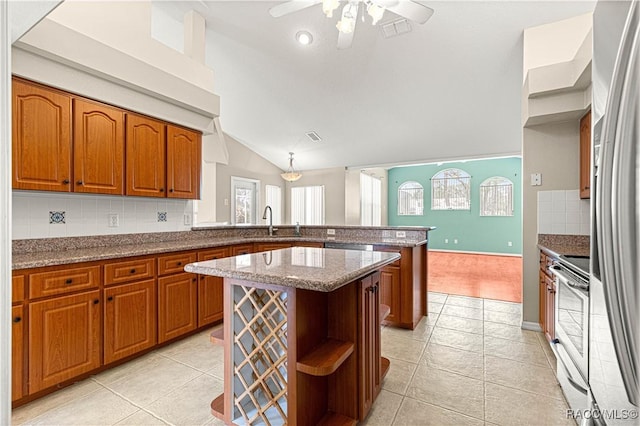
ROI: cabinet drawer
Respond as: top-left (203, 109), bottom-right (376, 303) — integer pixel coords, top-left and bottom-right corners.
top-left (198, 247), bottom-right (230, 262)
top-left (12, 274), bottom-right (25, 304)
top-left (158, 252), bottom-right (197, 276)
top-left (29, 265), bottom-right (100, 299)
top-left (104, 258), bottom-right (155, 285)
top-left (231, 244), bottom-right (254, 256)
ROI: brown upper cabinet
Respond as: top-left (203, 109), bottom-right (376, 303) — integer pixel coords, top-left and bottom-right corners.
top-left (12, 78), bottom-right (72, 192)
top-left (167, 125), bottom-right (201, 199)
top-left (126, 113), bottom-right (166, 197)
top-left (73, 98), bottom-right (125, 195)
top-left (580, 110), bottom-right (591, 199)
top-left (12, 77), bottom-right (202, 199)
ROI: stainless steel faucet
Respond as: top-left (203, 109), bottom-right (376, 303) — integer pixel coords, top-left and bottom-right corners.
top-left (262, 205), bottom-right (276, 236)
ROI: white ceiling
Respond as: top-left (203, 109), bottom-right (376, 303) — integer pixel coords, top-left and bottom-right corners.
top-left (153, 1), bottom-right (595, 172)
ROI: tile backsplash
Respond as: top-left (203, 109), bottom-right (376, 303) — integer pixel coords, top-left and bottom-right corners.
top-left (537, 190), bottom-right (590, 235)
top-left (13, 191), bottom-right (193, 240)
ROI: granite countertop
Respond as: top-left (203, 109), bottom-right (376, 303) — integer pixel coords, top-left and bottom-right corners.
top-left (537, 234), bottom-right (590, 258)
top-left (12, 234), bottom-right (427, 270)
top-left (184, 247), bottom-right (401, 292)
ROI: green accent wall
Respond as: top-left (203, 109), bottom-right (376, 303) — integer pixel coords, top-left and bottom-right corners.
top-left (388, 157), bottom-right (522, 255)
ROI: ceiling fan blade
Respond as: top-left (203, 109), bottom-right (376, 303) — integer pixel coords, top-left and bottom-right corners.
top-left (269, 0), bottom-right (321, 18)
top-left (337, 29), bottom-right (355, 49)
top-left (385, 1), bottom-right (434, 24)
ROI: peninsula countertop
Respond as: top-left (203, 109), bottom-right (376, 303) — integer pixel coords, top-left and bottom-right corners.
top-left (12, 226), bottom-right (433, 270)
top-left (184, 247), bottom-right (401, 292)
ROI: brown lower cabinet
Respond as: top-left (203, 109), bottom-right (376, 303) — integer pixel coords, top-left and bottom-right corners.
top-left (12, 305), bottom-right (24, 401)
top-left (158, 272), bottom-right (198, 343)
top-left (197, 248), bottom-right (230, 326)
top-left (539, 251), bottom-right (556, 342)
top-left (28, 290), bottom-right (101, 394)
top-left (104, 279), bottom-right (157, 364)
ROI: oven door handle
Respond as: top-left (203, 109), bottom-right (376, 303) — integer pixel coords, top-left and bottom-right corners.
top-left (552, 339), bottom-right (588, 395)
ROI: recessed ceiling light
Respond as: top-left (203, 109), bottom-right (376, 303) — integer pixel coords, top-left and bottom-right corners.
top-left (296, 30), bottom-right (313, 45)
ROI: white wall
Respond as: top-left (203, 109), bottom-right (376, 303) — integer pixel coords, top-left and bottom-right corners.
top-left (284, 167), bottom-right (347, 225)
top-left (214, 136), bottom-right (285, 224)
top-left (522, 121), bottom-right (581, 325)
top-left (12, 192), bottom-right (193, 240)
top-left (523, 12), bottom-right (593, 76)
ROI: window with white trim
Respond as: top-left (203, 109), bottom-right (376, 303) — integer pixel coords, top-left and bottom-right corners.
top-left (291, 185), bottom-right (325, 225)
top-left (431, 168), bottom-right (471, 210)
top-left (360, 173), bottom-right (382, 226)
top-left (479, 176), bottom-right (514, 216)
top-left (397, 181), bottom-right (424, 216)
top-left (265, 185), bottom-right (282, 225)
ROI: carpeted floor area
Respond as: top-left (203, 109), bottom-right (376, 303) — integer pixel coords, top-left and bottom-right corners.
top-left (428, 251), bottom-right (522, 303)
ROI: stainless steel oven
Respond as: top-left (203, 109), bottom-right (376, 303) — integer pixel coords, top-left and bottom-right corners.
top-left (550, 260), bottom-right (590, 419)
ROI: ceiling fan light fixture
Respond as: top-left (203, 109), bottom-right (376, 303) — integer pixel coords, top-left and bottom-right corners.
top-left (367, 3), bottom-right (385, 25)
top-left (322, 0), bottom-right (340, 18)
top-left (296, 30), bottom-right (313, 45)
top-left (281, 152), bottom-right (303, 182)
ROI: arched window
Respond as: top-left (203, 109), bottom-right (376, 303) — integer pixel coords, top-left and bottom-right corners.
top-left (480, 176), bottom-right (513, 216)
top-left (398, 181), bottom-right (424, 216)
top-left (431, 168), bottom-right (471, 210)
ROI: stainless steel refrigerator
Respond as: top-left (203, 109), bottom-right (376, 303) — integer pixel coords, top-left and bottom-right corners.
top-left (591, 1), bottom-right (639, 424)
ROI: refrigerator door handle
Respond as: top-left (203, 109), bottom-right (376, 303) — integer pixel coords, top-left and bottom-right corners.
top-left (596, 0), bottom-right (639, 406)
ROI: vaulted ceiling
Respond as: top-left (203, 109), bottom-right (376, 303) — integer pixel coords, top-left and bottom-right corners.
top-left (152, 1), bottom-right (595, 172)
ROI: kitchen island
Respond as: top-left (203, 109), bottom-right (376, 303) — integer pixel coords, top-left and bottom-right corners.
top-left (185, 246), bottom-right (401, 425)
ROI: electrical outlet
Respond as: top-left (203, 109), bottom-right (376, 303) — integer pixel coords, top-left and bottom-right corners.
top-left (396, 231), bottom-right (406, 238)
top-left (184, 214), bottom-right (192, 226)
top-left (224, 198), bottom-right (229, 206)
top-left (108, 214), bottom-right (119, 227)
top-left (530, 173), bottom-right (542, 186)
top-left (508, 241), bottom-right (513, 247)
top-left (327, 229), bottom-right (336, 235)
top-left (454, 239), bottom-right (458, 244)
top-left (444, 238), bottom-right (448, 244)
top-left (382, 230), bottom-right (391, 238)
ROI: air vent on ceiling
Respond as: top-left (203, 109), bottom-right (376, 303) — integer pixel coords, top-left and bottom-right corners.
top-left (305, 131), bottom-right (322, 142)
top-left (381, 18), bottom-right (412, 39)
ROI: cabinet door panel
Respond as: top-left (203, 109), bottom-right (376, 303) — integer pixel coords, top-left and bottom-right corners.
top-left (358, 272), bottom-right (381, 420)
top-left (29, 291), bottom-right (101, 393)
top-left (104, 280), bottom-right (157, 364)
top-left (158, 273), bottom-right (197, 343)
top-left (12, 78), bottom-right (71, 191)
top-left (12, 305), bottom-right (24, 401)
top-left (73, 99), bottom-right (124, 195)
top-left (126, 113), bottom-right (166, 197)
top-left (197, 248), bottom-right (229, 326)
top-left (167, 125), bottom-right (200, 199)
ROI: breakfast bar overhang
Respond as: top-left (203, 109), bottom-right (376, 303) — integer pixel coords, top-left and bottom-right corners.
top-left (185, 246), bottom-right (401, 425)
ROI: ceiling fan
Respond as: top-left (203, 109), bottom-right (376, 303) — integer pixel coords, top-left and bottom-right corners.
top-left (269, 0), bottom-right (434, 49)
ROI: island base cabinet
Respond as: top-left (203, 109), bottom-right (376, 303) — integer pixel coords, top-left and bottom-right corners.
top-left (158, 273), bottom-right (197, 343)
top-left (198, 276), bottom-right (223, 326)
top-left (220, 272), bottom-right (383, 425)
top-left (104, 279), bottom-right (157, 364)
top-left (28, 291), bottom-right (101, 394)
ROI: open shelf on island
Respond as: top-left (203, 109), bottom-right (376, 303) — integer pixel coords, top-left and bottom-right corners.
top-left (210, 393), bottom-right (224, 420)
top-left (297, 338), bottom-right (354, 376)
top-left (381, 356), bottom-right (391, 381)
top-left (209, 328), bottom-right (224, 346)
top-left (380, 304), bottom-right (391, 322)
top-left (317, 411), bottom-right (357, 425)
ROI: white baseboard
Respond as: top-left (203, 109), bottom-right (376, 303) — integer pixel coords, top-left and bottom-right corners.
top-left (521, 321), bottom-right (542, 332)
top-left (429, 249), bottom-right (522, 257)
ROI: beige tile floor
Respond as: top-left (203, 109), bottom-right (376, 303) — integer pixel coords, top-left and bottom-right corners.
top-left (12, 292), bottom-right (571, 426)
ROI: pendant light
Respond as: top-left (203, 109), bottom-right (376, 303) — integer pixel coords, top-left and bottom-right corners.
top-left (281, 152), bottom-right (302, 182)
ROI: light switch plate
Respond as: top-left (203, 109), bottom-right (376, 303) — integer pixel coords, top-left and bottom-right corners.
top-left (530, 173), bottom-right (542, 186)
top-left (327, 229), bottom-right (336, 235)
